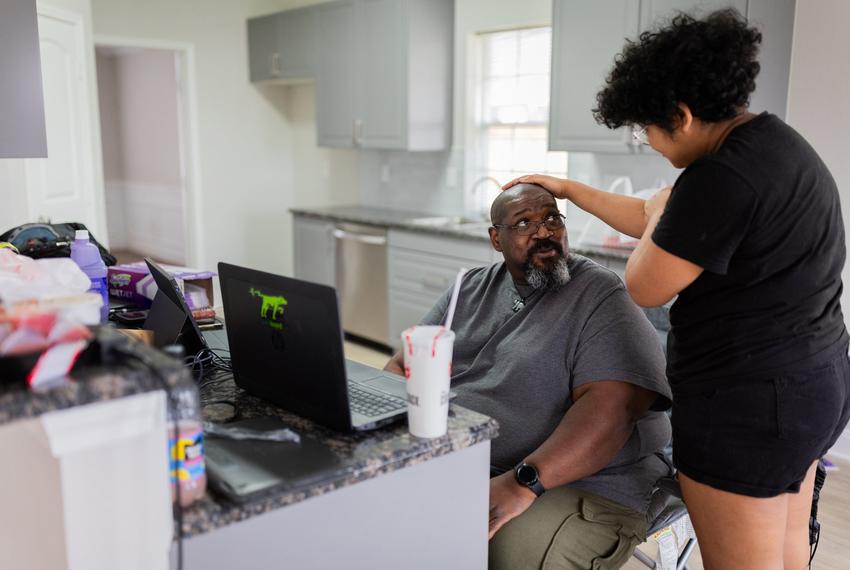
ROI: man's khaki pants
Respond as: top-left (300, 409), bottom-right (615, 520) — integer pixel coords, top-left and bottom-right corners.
top-left (489, 486), bottom-right (647, 570)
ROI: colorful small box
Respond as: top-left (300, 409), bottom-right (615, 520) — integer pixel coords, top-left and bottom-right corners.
top-left (107, 262), bottom-right (216, 310)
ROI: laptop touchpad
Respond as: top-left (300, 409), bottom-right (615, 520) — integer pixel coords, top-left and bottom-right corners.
top-left (360, 375), bottom-right (407, 399)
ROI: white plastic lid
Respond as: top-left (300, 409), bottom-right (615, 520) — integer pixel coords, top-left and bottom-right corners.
top-left (74, 229), bottom-right (90, 240)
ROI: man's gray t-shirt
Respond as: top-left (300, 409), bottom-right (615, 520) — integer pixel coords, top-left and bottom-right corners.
top-left (419, 255), bottom-right (672, 513)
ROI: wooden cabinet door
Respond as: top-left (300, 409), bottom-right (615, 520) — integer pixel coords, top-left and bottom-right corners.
top-left (354, 0), bottom-right (408, 150)
top-left (247, 14), bottom-right (280, 82)
top-left (316, 0), bottom-right (357, 148)
top-left (549, 0), bottom-right (640, 153)
top-left (277, 7), bottom-right (318, 80)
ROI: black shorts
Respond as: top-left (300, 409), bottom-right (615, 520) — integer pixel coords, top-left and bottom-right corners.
top-left (671, 349), bottom-right (850, 497)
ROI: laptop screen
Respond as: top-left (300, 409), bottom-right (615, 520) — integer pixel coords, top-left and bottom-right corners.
top-left (219, 264), bottom-right (352, 431)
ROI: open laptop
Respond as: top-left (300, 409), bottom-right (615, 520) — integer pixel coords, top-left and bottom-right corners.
top-left (217, 262), bottom-right (409, 432)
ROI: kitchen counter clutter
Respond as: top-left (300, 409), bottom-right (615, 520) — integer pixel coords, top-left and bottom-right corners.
top-left (290, 204), bottom-right (633, 261)
top-left (183, 374), bottom-right (499, 538)
top-left (0, 326), bottom-right (191, 426)
top-left (0, 327), bottom-right (186, 570)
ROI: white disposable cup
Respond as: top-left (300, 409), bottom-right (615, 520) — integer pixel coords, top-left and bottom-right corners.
top-left (401, 325), bottom-right (455, 438)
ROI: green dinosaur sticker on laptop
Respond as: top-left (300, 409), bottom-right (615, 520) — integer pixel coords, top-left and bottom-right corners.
top-left (250, 287), bottom-right (288, 330)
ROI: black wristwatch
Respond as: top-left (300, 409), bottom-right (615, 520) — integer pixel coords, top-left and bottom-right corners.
top-left (515, 462), bottom-right (546, 497)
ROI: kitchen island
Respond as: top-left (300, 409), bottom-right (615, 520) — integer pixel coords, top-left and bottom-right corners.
top-left (0, 328), bottom-right (186, 570)
top-left (180, 373), bottom-right (498, 569)
top-left (0, 328), bottom-right (499, 569)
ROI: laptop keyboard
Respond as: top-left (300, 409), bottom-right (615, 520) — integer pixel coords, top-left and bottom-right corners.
top-left (348, 384), bottom-right (406, 418)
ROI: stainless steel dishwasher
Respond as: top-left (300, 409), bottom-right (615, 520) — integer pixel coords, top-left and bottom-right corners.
top-left (333, 223), bottom-right (389, 346)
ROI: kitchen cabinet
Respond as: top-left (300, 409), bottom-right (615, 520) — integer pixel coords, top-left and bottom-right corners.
top-left (314, 1), bottom-right (358, 147)
top-left (549, 0), bottom-right (795, 153)
top-left (247, 6), bottom-right (317, 83)
top-left (0, 0), bottom-right (47, 158)
top-left (292, 215), bottom-right (336, 287)
top-left (388, 231), bottom-right (494, 349)
top-left (549, 0), bottom-right (640, 153)
top-left (315, 0), bottom-right (453, 150)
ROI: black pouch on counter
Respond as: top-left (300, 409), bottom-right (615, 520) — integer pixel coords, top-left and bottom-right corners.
top-left (0, 222), bottom-right (117, 266)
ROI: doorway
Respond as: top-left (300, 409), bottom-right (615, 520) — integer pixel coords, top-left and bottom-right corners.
top-left (94, 39), bottom-right (200, 267)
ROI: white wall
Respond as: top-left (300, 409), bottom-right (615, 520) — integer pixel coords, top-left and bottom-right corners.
top-left (786, 0), bottom-right (850, 461)
top-left (90, 0), bottom-right (359, 276)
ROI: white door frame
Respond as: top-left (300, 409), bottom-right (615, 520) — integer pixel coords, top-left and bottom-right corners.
top-left (93, 35), bottom-right (205, 269)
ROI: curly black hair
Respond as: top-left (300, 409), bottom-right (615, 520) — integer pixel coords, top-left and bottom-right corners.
top-left (593, 9), bottom-right (762, 131)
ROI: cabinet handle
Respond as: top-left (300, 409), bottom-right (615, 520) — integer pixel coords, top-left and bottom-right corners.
top-left (353, 119), bottom-right (364, 145)
top-left (332, 228), bottom-right (387, 246)
top-left (269, 53), bottom-right (281, 76)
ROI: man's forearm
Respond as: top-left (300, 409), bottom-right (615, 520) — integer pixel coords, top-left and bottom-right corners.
top-left (566, 181), bottom-right (648, 239)
top-left (524, 388), bottom-right (640, 490)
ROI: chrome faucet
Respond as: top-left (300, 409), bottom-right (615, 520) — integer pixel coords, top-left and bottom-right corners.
top-left (468, 175), bottom-right (503, 222)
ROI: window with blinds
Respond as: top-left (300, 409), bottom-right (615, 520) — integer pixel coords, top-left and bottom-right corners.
top-left (468, 27), bottom-right (567, 215)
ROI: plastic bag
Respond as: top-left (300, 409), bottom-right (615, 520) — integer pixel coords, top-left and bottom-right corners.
top-left (0, 249), bottom-right (91, 305)
top-left (203, 421), bottom-right (301, 444)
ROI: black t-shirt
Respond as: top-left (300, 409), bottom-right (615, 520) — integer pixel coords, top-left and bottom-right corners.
top-left (653, 112), bottom-right (848, 389)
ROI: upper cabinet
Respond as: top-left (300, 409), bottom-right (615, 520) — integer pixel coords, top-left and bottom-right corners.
top-left (314, 1), bottom-right (358, 147)
top-left (549, 0), bottom-right (640, 153)
top-left (0, 0), bottom-right (47, 158)
top-left (315, 0), bottom-right (453, 151)
top-left (549, 0), bottom-right (795, 153)
top-left (247, 6), bottom-right (317, 83)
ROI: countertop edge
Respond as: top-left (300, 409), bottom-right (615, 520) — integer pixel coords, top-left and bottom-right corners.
top-left (290, 207), bottom-right (633, 261)
top-left (181, 415), bottom-right (499, 537)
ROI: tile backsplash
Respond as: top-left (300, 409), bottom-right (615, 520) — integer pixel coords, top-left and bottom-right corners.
top-left (355, 147), bottom-right (680, 245)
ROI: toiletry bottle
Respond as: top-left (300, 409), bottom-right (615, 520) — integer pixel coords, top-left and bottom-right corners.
top-left (69, 230), bottom-right (108, 322)
top-left (164, 345), bottom-right (207, 507)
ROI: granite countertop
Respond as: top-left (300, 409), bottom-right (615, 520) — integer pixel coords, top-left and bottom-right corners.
top-left (0, 327), bottom-right (191, 427)
top-left (0, 327), bottom-right (499, 540)
top-left (290, 205), bottom-right (634, 261)
top-left (183, 375), bottom-right (499, 538)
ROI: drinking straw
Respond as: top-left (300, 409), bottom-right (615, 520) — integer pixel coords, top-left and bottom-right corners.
top-left (444, 267), bottom-right (467, 331)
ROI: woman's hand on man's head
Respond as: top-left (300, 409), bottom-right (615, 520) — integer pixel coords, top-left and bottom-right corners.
top-left (502, 174), bottom-right (572, 200)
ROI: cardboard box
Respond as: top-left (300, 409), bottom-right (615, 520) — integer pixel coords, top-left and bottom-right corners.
top-left (107, 262), bottom-right (216, 310)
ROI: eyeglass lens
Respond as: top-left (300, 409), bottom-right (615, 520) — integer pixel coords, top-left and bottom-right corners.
top-left (517, 216), bottom-right (565, 235)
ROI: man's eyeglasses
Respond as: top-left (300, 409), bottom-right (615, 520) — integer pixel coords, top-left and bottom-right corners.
top-left (632, 125), bottom-right (650, 146)
top-left (493, 213), bottom-right (566, 236)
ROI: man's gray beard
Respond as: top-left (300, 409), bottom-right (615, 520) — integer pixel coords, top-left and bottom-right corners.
top-left (525, 255), bottom-right (571, 291)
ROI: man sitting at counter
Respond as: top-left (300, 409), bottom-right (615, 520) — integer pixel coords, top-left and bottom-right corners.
top-left (384, 183), bottom-right (672, 569)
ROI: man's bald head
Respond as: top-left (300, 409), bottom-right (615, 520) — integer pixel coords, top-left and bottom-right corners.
top-left (490, 183), bottom-right (555, 225)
